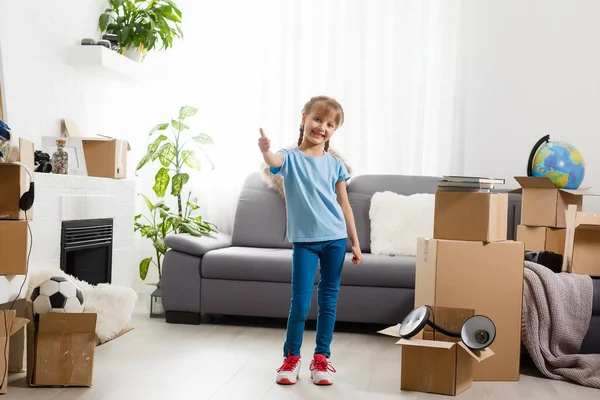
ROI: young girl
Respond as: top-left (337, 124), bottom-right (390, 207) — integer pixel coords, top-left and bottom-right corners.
top-left (258, 95), bottom-right (363, 386)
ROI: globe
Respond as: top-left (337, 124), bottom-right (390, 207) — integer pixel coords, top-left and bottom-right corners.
top-left (528, 135), bottom-right (585, 190)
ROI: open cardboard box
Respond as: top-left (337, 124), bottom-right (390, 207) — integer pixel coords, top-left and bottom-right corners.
top-left (0, 137), bottom-right (35, 220)
top-left (0, 310), bottom-right (29, 394)
top-left (26, 302), bottom-right (97, 387)
top-left (60, 123), bottom-right (130, 179)
top-left (378, 306), bottom-right (494, 396)
top-left (510, 176), bottom-right (598, 228)
top-left (562, 204), bottom-right (600, 277)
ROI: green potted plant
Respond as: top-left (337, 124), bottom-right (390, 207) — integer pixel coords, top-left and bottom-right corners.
top-left (134, 105), bottom-right (217, 282)
top-left (98, 0), bottom-right (183, 62)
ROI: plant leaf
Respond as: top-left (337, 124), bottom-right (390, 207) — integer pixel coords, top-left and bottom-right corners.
top-left (153, 167), bottom-right (170, 198)
top-left (141, 226), bottom-right (158, 237)
top-left (182, 150), bottom-right (201, 170)
top-left (180, 221), bottom-right (204, 237)
top-left (154, 237), bottom-right (168, 254)
top-left (179, 106), bottom-right (198, 119)
top-left (136, 152), bottom-right (152, 173)
top-left (171, 119), bottom-right (189, 132)
top-left (171, 172), bottom-right (190, 196)
top-left (138, 193), bottom-right (154, 211)
top-left (99, 14), bottom-right (110, 32)
top-left (156, 143), bottom-right (176, 167)
top-left (186, 201), bottom-right (200, 211)
top-left (193, 133), bottom-right (214, 145)
top-left (134, 214), bottom-right (142, 221)
top-left (139, 257), bottom-right (152, 280)
top-left (149, 122), bottom-right (169, 136)
top-left (148, 134), bottom-right (168, 154)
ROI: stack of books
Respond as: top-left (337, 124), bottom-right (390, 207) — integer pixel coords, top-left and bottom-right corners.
top-left (437, 176), bottom-right (505, 193)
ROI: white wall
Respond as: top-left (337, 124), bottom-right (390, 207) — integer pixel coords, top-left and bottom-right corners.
top-left (0, 0), bottom-right (155, 290)
top-left (460, 0), bottom-right (600, 210)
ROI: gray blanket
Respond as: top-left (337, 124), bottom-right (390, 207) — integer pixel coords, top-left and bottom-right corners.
top-left (522, 261), bottom-right (600, 388)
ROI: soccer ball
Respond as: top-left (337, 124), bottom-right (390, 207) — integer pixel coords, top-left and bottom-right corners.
top-left (31, 276), bottom-right (84, 314)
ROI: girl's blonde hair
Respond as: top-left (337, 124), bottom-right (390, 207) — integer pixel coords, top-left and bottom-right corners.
top-left (298, 96), bottom-right (344, 152)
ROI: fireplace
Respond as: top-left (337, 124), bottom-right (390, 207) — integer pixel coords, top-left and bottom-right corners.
top-left (60, 218), bottom-right (114, 285)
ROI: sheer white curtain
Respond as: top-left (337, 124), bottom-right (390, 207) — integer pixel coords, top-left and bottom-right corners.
top-left (141, 0), bottom-right (464, 234)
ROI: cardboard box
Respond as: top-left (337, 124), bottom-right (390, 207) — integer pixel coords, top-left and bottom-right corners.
top-left (26, 304), bottom-right (97, 387)
top-left (517, 225), bottom-right (566, 255)
top-left (434, 191), bottom-right (508, 242)
top-left (510, 176), bottom-right (598, 228)
top-left (378, 306), bottom-right (494, 396)
top-left (562, 205), bottom-right (600, 277)
top-left (0, 138), bottom-right (35, 220)
top-left (0, 300), bottom-right (27, 374)
top-left (414, 237), bottom-right (524, 381)
top-left (0, 310), bottom-right (29, 394)
top-left (0, 220), bottom-right (28, 275)
top-left (81, 137), bottom-right (130, 179)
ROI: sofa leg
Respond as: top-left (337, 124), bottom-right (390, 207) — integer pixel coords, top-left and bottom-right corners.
top-left (165, 311), bottom-right (202, 325)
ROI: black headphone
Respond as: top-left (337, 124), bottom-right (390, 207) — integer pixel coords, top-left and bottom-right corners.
top-left (12, 161), bottom-right (35, 211)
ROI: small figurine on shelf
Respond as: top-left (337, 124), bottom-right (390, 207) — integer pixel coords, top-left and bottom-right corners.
top-left (51, 139), bottom-right (69, 174)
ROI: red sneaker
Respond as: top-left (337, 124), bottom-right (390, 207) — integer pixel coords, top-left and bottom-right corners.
top-left (309, 354), bottom-right (336, 385)
top-left (276, 355), bottom-right (301, 385)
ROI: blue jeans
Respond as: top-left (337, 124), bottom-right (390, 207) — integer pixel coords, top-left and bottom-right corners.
top-left (283, 238), bottom-right (347, 359)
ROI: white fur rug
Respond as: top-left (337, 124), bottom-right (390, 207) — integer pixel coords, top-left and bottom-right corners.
top-left (25, 267), bottom-right (138, 343)
top-left (369, 191), bottom-right (435, 256)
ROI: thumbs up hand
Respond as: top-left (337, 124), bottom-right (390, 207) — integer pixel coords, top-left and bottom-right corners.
top-left (258, 128), bottom-right (271, 154)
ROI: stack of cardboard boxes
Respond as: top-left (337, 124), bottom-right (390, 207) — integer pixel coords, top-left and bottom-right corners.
top-left (0, 137), bottom-right (98, 393)
top-left (408, 177), bottom-right (526, 394)
top-left (512, 176), bottom-right (600, 277)
top-left (0, 138), bottom-right (35, 394)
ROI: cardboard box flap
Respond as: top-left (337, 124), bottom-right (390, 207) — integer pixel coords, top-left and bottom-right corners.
top-left (0, 310), bottom-right (28, 337)
top-left (80, 136), bottom-right (131, 150)
top-left (396, 338), bottom-right (455, 349)
top-left (38, 313), bottom-right (97, 333)
top-left (511, 176), bottom-right (597, 195)
top-left (561, 188), bottom-right (598, 196)
top-left (457, 342), bottom-right (495, 362)
top-left (378, 323), bottom-right (401, 338)
top-left (513, 176), bottom-right (558, 189)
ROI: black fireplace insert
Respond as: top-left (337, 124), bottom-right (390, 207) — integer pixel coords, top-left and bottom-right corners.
top-left (60, 218), bottom-right (113, 285)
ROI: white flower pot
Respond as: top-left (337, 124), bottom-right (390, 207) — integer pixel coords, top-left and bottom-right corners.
top-left (123, 47), bottom-right (143, 62)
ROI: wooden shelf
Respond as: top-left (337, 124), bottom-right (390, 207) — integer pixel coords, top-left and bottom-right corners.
top-left (67, 45), bottom-right (142, 79)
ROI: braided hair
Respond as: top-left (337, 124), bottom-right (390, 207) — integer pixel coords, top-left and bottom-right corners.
top-left (297, 96), bottom-right (344, 152)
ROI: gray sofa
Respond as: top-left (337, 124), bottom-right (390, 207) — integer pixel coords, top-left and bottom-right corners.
top-left (161, 172), bottom-right (522, 326)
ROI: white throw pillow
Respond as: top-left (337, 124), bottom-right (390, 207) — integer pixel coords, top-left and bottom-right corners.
top-left (369, 191), bottom-right (435, 256)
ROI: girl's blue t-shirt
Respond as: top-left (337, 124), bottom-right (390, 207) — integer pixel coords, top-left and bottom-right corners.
top-left (270, 147), bottom-right (351, 243)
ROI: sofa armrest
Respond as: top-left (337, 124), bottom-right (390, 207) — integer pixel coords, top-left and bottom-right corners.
top-left (164, 232), bottom-right (232, 257)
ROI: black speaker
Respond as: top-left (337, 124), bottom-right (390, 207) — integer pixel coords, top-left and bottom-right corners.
top-left (399, 306), bottom-right (496, 351)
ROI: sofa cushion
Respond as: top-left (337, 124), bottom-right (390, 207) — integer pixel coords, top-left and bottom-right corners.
top-left (347, 192), bottom-right (372, 253)
top-left (230, 173), bottom-right (292, 249)
top-left (201, 247), bottom-right (416, 289)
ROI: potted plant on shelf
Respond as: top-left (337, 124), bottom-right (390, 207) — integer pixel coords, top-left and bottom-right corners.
top-left (98, 0), bottom-right (183, 62)
top-left (134, 105), bottom-right (217, 291)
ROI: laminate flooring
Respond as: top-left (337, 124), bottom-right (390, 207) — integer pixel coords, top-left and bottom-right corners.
top-left (6, 301), bottom-right (599, 399)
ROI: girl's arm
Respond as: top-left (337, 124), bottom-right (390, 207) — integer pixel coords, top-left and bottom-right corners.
top-left (336, 180), bottom-right (362, 263)
top-left (258, 128), bottom-right (283, 167)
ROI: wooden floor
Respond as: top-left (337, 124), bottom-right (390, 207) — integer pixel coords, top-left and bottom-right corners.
top-left (6, 301), bottom-right (600, 399)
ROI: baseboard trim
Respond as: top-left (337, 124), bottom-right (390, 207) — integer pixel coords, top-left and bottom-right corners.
top-left (165, 310), bottom-right (201, 325)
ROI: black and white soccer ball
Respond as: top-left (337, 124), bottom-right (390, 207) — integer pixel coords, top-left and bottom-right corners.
top-left (30, 276), bottom-right (84, 314)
